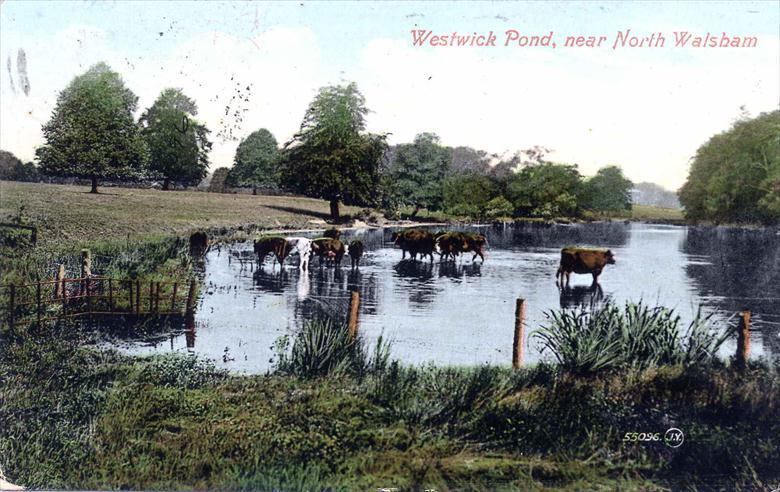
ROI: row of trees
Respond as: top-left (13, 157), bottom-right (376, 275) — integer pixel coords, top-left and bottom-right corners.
top-left (24, 62), bottom-right (633, 221)
top-left (679, 110), bottom-right (779, 224)
top-left (35, 62), bottom-right (210, 193)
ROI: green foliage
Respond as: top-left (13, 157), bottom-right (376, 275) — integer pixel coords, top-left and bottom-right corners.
top-left (226, 128), bottom-right (281, 190)
top-left (441, 171), bottom-right (501, 218)
top-left (506, 163), bottom-right (582, 218)
top-left (384, 133), bottom-right (452, 213)
top-left (139, 88), bottom-right (211, 189)
top-left (280, 82), bottom-right (387, 220)
top-left (484, 195), bottom-right (514, 219)
top-left (0, 150), bottom-right (39, 182)
top-left (273, 314), bottom-right (391, 379)
top-left (36, 63), bottom-right (148, 191)
top-left (207, 167), bottom-right (230, 193)
top-left (581, 165), bottom-right (633, 212)
top-left (679, 109), bottom-right (780, 224)
top-left (533, 301), bottom-right (731, 374)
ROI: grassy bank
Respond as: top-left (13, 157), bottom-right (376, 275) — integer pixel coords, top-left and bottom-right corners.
top-left (0, 181), bottom-right (363, 245)
top-left (1, 312), bottom-right (778, 490)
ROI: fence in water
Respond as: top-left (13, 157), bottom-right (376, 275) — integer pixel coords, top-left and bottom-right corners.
top-left (1, 275), bottom-right (197, 330)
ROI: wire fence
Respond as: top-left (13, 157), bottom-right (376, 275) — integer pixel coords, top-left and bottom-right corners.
top-left (1, 276), bottom-right (197, 330)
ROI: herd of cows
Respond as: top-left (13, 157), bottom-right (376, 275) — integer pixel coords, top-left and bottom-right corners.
top-left (244, 228), bottom-right (616, 286)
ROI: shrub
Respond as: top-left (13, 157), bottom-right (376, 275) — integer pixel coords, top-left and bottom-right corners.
top-left (273, 314), bottom-right (391, 379)
top-left (532, 301), bottom-right (731, 374)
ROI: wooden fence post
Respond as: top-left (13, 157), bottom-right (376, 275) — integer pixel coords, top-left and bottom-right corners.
top-left (736, 310), bottom-right (751, 370)
top-left (154, 282), bottom-right (161, 313)
top-left (512, 298), bottom-right (526, 369)
top-left (8, 284), bottom-right (15, 329)
top-left (135, 280), bottom-right (141, 316)
top-left (81, 249), bottom-right (91, 294)
top-left (108, 279), bottom-right (114, 312)
top-left (348, 290), bottom-right (360, 341)
top-left (185, 280), bottom-right (197, 315)
top-left (170, 282), bottom-right (178, 312)
top-left (128, 281), bottom-right (134, 314)
top-left (86, 277), bottom-right (92, 314)
top-left (148, 281), bottom-right (154, 313)
top-left (55, 264), bottom-right (65, 299)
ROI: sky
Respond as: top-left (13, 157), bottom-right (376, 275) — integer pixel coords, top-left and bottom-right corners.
top-left (1, 1), bottom-right (778, 190)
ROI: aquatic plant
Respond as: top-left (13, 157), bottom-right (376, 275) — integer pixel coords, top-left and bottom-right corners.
top-left (273, 314), bottom-right (391, 379)
top-left (532, 301), bottom-right (732, 374)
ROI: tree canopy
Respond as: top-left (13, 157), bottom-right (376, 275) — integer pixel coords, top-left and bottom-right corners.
top-left (679, 110), bottom-right (780, 224)
top-left (581, 165), bottom-right (633, 213)
top-left (226, 129), bottom-right (281, 192)
top-left (0, 150), bottom-right (39, 182)
top-left (139, 88), bottom-right (211, 190)
top-left (506, 163), bottom-right (583, 218)
top-left (384, 133), bottom-right (452, 214)
top-left (36, 62), bottom-right (148, 193)
top-left (281, 83), bottom-right (387, 221)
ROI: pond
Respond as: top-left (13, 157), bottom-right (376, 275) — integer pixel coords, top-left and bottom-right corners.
top-left (107, 223), bottom-right (780, 373)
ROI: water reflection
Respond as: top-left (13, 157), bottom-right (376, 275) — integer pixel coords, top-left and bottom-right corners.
top-left (108, 222), bottom-right (779, 371)
top-left (559, 284), bottom-right (606, 310)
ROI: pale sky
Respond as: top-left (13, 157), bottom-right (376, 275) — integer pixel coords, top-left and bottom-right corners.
top-left (1, 1), bottom-right (778, 190)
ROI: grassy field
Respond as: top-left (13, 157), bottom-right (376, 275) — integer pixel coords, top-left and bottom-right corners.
top-left (0, 181), bottom-right (362, 245)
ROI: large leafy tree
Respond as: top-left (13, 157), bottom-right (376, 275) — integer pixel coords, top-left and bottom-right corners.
top-left (442, 171), bottom-right (502, 218)
top-left (506, 163), bottom-right (583, 218)
top-left (226, 129), bottom-right (281, 193)
top-left (280, 83), bottom-right (387, 221)
top-left (36, 62), bottom-right (148, 193)
top-left (679, 110), bottom-right (780, 224)
top-left (139, 88), bottom-right (211, 190)
top-left (581, 165), bottom-right (633, 213)
top-left (384, 133), bottom-right (452, 215)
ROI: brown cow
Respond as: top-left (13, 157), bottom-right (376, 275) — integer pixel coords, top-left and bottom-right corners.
top-left (311, 238), bottom-right (346, 267)
top-left (463, 233), bottom-right (488, 262)
top-left (555, 247), bottom-right (615, 287)
top-left (391, 229), bottom-right (435, 262)
top-left (435, 232), bottom-right (469, 262)
top-left (189, 231), bottom-right (209, 256)
top-left (348, 239), bottom-right (364, 269)
top-left (254, 236), bottom-right (293, 267)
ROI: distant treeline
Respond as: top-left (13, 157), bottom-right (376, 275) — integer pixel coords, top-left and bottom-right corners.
top-left (5, 61), bottom-right (775, 223)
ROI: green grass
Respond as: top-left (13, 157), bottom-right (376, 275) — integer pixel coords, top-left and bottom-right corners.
top-left (0, 180), bottom-right (363, 245)
top-left (1, 312), bottom-right (778, 490)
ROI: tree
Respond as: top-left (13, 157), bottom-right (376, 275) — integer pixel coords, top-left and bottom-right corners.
top-left (384, 133), bottom-right (452, 215)
top-left (0, 150), bottom-right (38, 182)
top-left (139, 88), bottom-right (211, 190)
top-left (208, 167), bottom-right (230, 193)
top-left (506, 163), bottom-right (583, 218)
top-left (280, 83), bottom-right (387, 221)
top-left (226, 129), bottom-right (281, 193)
top-left (36, 62), bottom-right (148, 193)
top-left (581, 165), bottom-right (633, 213)
top-left (442, 171), bottom-right (501, 218)
top-left (679, 110), bottom-right (780, 224)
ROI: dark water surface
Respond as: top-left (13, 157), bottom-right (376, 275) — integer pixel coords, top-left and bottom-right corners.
top-left (109, 223), bottom-right (780, 373)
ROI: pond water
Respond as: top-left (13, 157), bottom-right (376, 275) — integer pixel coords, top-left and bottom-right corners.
top-left (108, 223), bottom-right (780, 373)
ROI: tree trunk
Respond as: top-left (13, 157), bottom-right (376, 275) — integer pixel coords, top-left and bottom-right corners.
top-left (162, 178), bottom-right (170, 191)
top-left (252, 186), bottom-right (257, 196)
top-left (329, 198), bottom-right (340, 222)
top-left (90, 177), bottom-right (99, 194)
top-left (410, 205), bottom-right (420, 218)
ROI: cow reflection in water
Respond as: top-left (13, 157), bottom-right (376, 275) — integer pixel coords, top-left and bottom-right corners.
top-left (559, 284), bottom-right (606, 310)
top-left (253, 268), bottom-right (289, 293)
top-left (393, 259), bottom-right (434, 279)
top-left (438, 261), bottom-right (482, 279)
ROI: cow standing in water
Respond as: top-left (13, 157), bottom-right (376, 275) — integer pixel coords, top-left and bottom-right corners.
top-left (284, 237), bottom-right (313, 270)
top-left (555, 247), bottom-right (615, 287)
top-left (348, 239), bottom-right (364, 269)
